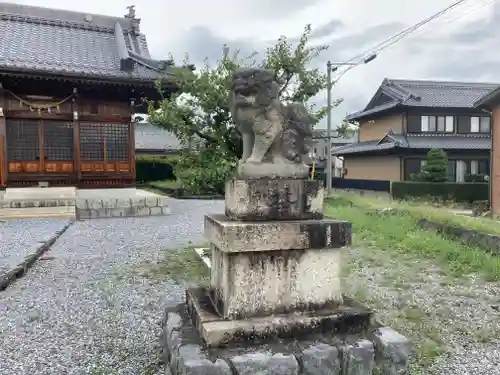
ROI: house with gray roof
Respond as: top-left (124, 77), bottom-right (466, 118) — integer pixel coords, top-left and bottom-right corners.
top-left (334, 78), bottom-right (496, 183)
top-left (135, 123), bottom-right (182, 156)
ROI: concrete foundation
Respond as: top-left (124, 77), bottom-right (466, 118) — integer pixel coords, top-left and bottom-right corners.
top-left (0, 187), bottom-right (170, 220)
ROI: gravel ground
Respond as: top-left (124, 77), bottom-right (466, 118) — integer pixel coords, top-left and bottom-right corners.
top-left (0, 199), bottom-right (224, 375)
top-left (0, 219), bottom-right (71, 276)
top-left (344, 247), bottom-right (500, 375)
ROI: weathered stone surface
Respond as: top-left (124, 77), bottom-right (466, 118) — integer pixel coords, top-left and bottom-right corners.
top-left (230, 352), bottom-right (299, 375)
top-left (185, 289), bottom-right (372, 347)
top-left (373, 327), bottom-right (411, 375)
top-left (225, 178), bottom-right (323, 221)
top-left (299, 343), bottom-right (341, 375)
top-left (205, 214), bottom-right (351, 253)
top-left (179, 358), bottom-right (232, 375)
top-left (171, 344), bottom-right (206, 374)
top-left (342, 340), bottom-right (375, 375)
top-left (209, 243), bottom-right (344, 319)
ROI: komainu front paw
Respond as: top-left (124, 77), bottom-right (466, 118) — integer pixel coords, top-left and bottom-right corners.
top-left (245, 157), bottom-right (262, 164)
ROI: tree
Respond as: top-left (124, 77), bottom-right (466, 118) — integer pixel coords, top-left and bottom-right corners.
top-left (148, 25), bottom-right (342, 194)
top-left (414, 149), bottom-right (448, 182)
top-left (336, 118), bottom-right (358, 138)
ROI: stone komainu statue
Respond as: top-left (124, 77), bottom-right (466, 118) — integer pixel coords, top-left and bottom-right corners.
top-left (229, 68), bottom-right (315, 179)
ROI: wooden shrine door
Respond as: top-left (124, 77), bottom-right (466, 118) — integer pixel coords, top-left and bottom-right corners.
top-left (6, 119), bottom-right (74, 178)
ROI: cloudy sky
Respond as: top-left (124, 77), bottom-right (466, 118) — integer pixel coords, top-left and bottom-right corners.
top-left (7, 0), bottom-right (500, 127)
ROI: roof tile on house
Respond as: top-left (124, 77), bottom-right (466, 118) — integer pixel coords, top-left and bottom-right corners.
top-left (0, 2), bottom-right (173, 82)
top-left (333, 134), bottom-right (491, 155)
top-left (135, 123), bottom-right (182, 151)
top-left (348, 78), bottom-right (500, 121)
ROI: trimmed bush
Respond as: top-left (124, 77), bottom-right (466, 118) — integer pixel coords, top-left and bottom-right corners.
top-left (136, 156), bottom-right (178, 182)
top-left (390, 181), bottom-right (488, 203)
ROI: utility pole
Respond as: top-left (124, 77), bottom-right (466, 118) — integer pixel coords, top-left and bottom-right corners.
top-left (325, 53), bottom-right (377, 196)
top-left (326, 61), bottom-right (333, 196)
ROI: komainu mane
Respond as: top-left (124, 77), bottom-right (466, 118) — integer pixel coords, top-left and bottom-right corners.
top-left (229, 68), bottom-right (315, 179)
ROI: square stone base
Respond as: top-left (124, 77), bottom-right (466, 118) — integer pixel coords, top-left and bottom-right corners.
top-left (210, 244), bottom-right (345, 319)
top-left (186, 287), bottom-right (373, 348)
top-left (225, 178), bottom-right (323, 221)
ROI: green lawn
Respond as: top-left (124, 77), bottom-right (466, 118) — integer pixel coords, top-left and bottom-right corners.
top-left (332, 192), bottom-right (500, 236)
top-left (325, 197), bottom-right (500, 373)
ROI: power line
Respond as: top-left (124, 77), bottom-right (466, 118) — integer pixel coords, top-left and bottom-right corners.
top-left (405, 0), bottom-right (497, 41)
top-left (333, 0), bottom-right (485, 81)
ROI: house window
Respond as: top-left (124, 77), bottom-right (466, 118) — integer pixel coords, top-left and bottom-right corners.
top-left (468, 159), bottom-right (489, 176)
top-left (456, 160), bottom-right (467, 182)
top-left (470, 116), bottom-right (491, 133)
top-left (421, 116), bottom-right (454, 133)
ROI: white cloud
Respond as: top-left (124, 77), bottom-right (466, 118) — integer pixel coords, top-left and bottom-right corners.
top-left (9, 0), bottom-right (500, 127)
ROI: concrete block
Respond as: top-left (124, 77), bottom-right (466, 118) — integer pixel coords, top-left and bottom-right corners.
top-left (342, 340), bottom-right (375, 375)
top-left (225, 178), bottom-right (323, 221)
top-left (210, 243), bottom-right (344, 319)
top-left (373, 327), bottom-right (411, 375)
top-left (230, 353), bottom-right (299, 375)
top-left (205, 214), bottom-right (351, 253)
top-left (299, 343), bottom-right (341, 375)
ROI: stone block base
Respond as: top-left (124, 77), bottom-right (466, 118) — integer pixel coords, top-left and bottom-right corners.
top-left (225, 178), bottom-right (323, 221)
top-left (186, 287), bottom-right (372, 347)
top-left (205, 214), bottom-right (351, 253)
top-left (76, 196), bottom-right (170, 219)
top-left (160, 302), bottom-right (412, 375)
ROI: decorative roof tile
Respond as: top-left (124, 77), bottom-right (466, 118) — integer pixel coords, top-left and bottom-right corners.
top-left (333, 134), bottom-right (490, 155)
top-left (0, 2), bottom-right (173, 82)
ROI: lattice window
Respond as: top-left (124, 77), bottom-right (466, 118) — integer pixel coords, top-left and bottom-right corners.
top-left (6, 119), bottom-right (40, 161)
top-left (80, 123), bottom-right (130, 161)
top-left (105, 124), bottom-right (130, 161)
top-left (80, 123), bottom-right (105, 161)
top-left (43, 122), bottom-right (74, 160)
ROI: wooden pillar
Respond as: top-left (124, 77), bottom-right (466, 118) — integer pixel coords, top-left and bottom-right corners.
top-left (72, 87), bottom-right (81, 186)
top-left (129, 97), bottom-right (136, 185)
top-left (491, 105), bottom-right (500, 216)
top-left (0, 83), bottom-right (6, 188)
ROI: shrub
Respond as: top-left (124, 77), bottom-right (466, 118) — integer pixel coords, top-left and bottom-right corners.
top-left (390, 181), bottom-right (488, 203)
top-left (136, 155), bottom-right (178, 182)
top-left (414, 149), bottom-right (448, 182)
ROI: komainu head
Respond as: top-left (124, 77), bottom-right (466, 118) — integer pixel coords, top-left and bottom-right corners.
top-left (230, 68), bottom-right (280, 109)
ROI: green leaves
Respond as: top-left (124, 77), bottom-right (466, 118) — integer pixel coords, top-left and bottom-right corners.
top-left (416, 149), bottom-right (449, 183)
top-left (148, 24), bottom-right (338, 194)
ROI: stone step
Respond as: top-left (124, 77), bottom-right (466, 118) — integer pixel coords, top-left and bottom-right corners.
top-left (0, 206), bottom-right (76, 220)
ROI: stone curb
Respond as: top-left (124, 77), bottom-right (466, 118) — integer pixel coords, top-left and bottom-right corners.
top-left (418, 218), bottom-right (500, 255)
top-left (159, 307), bottom-right (412, 375)
top-left (0, 221), bottom-right (73, 291)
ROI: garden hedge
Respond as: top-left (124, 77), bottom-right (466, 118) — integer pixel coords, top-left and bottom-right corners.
top-left (136, 155), bottom-right (178, 182)
top-left (390, 181), bottom-right (489, 202)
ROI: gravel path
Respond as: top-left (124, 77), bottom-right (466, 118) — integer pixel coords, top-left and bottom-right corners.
top-left (0, 219), bottom-right (71, 276)
top-left (0, 199), bottom-right (224, 375)
top-left (344, 247), bottom-right (500, 375)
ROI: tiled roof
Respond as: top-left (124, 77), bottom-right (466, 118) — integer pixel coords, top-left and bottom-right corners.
top-left (348, 78), bottom-right (500, 121)
top-left (333, 134), bottom-right (491, 155)
top-left (135, 123), bottom-right (182, 151)
top-left (0, 2), bottom-right (173, 82)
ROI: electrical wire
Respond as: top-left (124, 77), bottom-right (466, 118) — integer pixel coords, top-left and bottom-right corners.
top-left (333, 0), bottom-right (493, 81)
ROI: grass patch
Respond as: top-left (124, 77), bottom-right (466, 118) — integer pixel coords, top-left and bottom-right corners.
top-left (333, 192), bottom-right (500, 236)
top-left (326, 197), bottom-right (500, 281)
top-left (150, 179), bottom-right (181, 189)
top-left (135, 245), bottom-right (209, 286)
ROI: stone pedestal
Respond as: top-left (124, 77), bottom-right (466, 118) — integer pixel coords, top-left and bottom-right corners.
top-left (184, 178), bottom-right (368, 348)
top-left (205, 214), bottom-right (350, 319)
